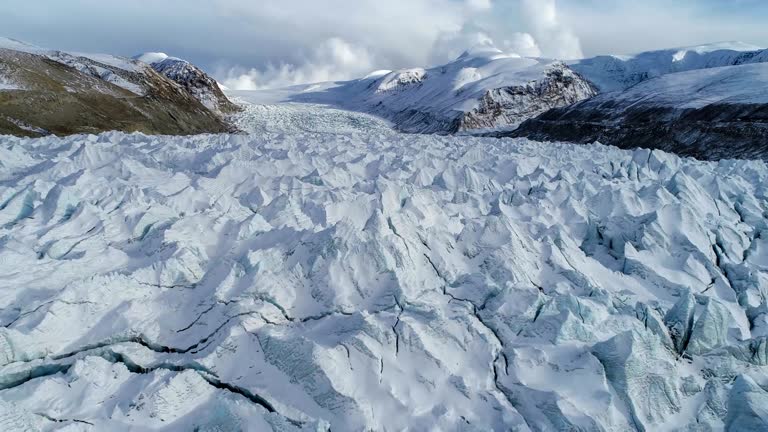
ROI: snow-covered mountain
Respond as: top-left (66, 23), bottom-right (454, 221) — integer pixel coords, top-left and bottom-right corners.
top-left (1, 101), bottom-right (767, 430)
top-left (234, 46), bottom-right (597, 134)
top-left (0, 37), bottom-right (150, 95)
top-left (135, 52), bottom-right (239, 114)
top-left (232, 42), bottom-right (768, 154)
top-left (571, 41), bottom-right (768, 92)
top-left (0, 37), bottom-right (235, 136)
top-left (512, 57), bottom-right (768, 160)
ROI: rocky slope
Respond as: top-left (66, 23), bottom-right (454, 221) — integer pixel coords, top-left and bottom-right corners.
top-left (0, 102), bottom-right (767, 430)
top-left (135, 52), bottom-right (239, 114)
top-left (509, 62), bottom-right (768, 161)
top-left (239, 46), bottom-right (597, 134)
top-left (0, 38), bottom-right (234, 137)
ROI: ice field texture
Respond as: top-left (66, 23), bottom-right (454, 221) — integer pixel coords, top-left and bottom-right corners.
top-left (1, 102), bottom-right (767, 431)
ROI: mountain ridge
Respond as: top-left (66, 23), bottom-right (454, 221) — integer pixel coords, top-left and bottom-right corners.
top-left (509, 48), bottom-right (768, 160)
top-left (0, 37), bottom-right (236, 137)
top-left (231, 41), bottom-right (768, 160)
top-left (134, 51), bottom-right (240, 114)
top-left (233, 46), bottom-right (598, 134)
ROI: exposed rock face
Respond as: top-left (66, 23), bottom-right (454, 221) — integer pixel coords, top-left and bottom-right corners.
top-left (0, 43), bottom-right (234, 137)
top-left (457, 64), bottom-right (597, 132)
top-left (507, 63), bottom-right (768, 161)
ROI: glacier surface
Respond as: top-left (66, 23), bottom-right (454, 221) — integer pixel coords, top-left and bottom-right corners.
top-left (0, 102), bottom-right (767, 431)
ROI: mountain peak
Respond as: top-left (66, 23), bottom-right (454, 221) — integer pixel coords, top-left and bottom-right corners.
top-left (457, 43), bottom-right (506, 61)
top-left (134, 52), bottom-right (170, 64)
top-left (134, 52), bottom-right (187, 65)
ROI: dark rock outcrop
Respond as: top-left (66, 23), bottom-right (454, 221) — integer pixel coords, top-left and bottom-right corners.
top-left (457, 65), bottom-right (597, 132)
top-left (505, 63), bottom-right (768, 161)
top-left (505, 100), bottom-right (768, 161)
top-left (145, 56), bottom-right (240, 114)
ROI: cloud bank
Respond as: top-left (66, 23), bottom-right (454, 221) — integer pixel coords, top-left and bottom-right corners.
top-left (0, 0), bottom-right (765, 90)
top-left (220, 0), bottom-right (585, 89)
top-left (520, 0), bottom-right (582, 59)
top-left (221, 38), bottom-right (375, 90)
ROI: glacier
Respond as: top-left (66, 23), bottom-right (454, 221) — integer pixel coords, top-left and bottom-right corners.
top-left (0, 101), bottom-right (767, 431)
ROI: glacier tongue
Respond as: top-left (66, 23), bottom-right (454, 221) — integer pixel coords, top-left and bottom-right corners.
top-left (0, 102), bottom-right (767, 431)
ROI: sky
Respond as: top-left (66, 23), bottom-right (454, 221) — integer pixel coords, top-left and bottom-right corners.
top-left (1, 0), bottom-right (766, 89)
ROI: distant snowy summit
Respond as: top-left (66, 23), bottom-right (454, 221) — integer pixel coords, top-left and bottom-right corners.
top-left (236, 46), bottom-right (598, 134)
top-left (0, 37), bottom-right (236, 136)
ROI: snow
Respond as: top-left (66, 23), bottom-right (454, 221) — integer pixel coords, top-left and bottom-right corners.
top-left (134, 52), bottom-right (186, 67)
top-left (50, 54), bottom-right (146, 95)
top-left (0, 78), bottom-right (22, 91)
top-left (221, 41), bottom-right (768, 136)
top-left (228, 82), bottom-right (341, 106)
top-left (0, 37), bottom-right (143, 74)
top-left (240, 48), bottom-right (557, 111)
top-left (572, 41), bottom-right (768, 92)
top-left (335, 50), bottom-right (556, 114)
top-left (71, 52), bottom-right (143, 73)
top-left (0, 37), bottom-right (147, 95)
top-left (0, 37), bottom-right (46, 54)
top-left (134, 52), bottom-right (171, 64)
top-left (1, 98), bottom-right (767, 430)
top-left (672, 41), bottom-right (763, 55)
top-left (2, 117), bottom-right (48, 135)
top-left (363, 69), bottom-right (392, 79)
top-left (604, 62), bottom-right (768, 109)
top-left (230, 48), bottom-right (595, 133)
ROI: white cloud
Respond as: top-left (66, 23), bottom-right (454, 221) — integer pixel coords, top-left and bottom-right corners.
top-left (426, 0), bottom-right (575, 67)
top-left (220, 0), bottom-right (584, 89)
top-left (558, 0), bottom-right (768, 57)
top-left (430, 29), bottom-right (495, 65)
top-left (502, 33), bottom-right (542, 57)
top-left (0, 0), bottom-right (586, 89)
top-left (465, 0), bottom-right (492, 12)
top-left (519, 0), bottom-right (582, 59)
top-left (222, 38), bottom-right (375, 90)
top-left (213, 0), bottom-right (464, 70)
top-left (6, 0), bottom-right (764, 89)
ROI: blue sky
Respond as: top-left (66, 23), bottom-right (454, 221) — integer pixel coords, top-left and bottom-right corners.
top-left (1, 0), bottom-right (766, 88)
